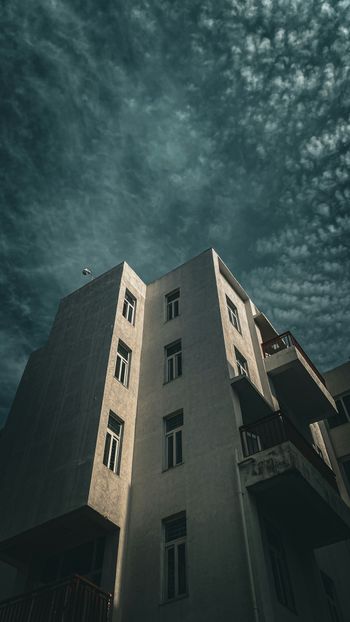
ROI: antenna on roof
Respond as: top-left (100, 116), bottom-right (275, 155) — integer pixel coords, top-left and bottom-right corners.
top-left (82, 267), bottom-right (93, 281)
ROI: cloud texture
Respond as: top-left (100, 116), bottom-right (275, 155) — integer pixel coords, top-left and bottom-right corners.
top-left (1, 0), bottom-right (350, 424)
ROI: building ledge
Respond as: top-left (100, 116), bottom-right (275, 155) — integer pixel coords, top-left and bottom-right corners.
top-left (239, 442), bottom-right (350, 548)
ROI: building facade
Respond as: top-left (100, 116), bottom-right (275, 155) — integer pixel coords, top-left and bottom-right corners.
top-left (1, 248), bottom-right (350, 621)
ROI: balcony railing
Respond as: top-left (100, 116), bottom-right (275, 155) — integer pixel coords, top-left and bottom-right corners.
top-left (261, 331), bottom-right (326, 386)
top-left (240, 412), bottom-right (337, 490)
top-left (0, 575), bottom-right (112, 622)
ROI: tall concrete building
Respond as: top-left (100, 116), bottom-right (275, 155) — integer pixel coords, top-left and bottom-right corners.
top-left (1, 248), bottom-right (350, 621)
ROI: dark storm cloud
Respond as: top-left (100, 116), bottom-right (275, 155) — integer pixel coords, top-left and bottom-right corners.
top-left (1, 0), bottom-right (350, 425)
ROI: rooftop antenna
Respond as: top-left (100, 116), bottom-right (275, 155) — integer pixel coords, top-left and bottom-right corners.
top-left (82, 267), bottom-right (93, 281)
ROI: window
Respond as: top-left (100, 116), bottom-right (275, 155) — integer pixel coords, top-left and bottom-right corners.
top-left (265, 522), bottom-right (296, 612)
top-left (103, 412), bottom-right (123, 474)
top-left (328, 393), bottom-right (350, 429)
top-left (122, 289), bottom-right (136, 324)
top-left (115, 341), bottom-right (131, 386)
top-left (321, 571), bottom-right (341, 622)
top-left (226, 296), bottom-right (241, 332)
top-left (164, 411), bottom-right (183, 469)
top-left (165, 340), bottom-right (182, 382)
top-left (166, 289), bottom-right (180, 321)
top-left (163, 513), bottom-right (187, 600)
top-left (235, 347), bottom-right (249, 377)
top-left (341, 458), bottom-right (350, 492)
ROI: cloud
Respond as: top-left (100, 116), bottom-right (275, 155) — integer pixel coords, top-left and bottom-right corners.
top-left (1, 0), bottom-right (350, 423)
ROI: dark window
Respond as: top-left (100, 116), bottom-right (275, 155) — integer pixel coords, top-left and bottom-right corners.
top-left (166, 289), bottom-right (180, 321)
top-left (226, 296), bottom-right (241, 332)
top-left (165, 412), bottom-right (183, 469)
top-left (328, 394), bottom-right (350, 429)
top-left (265, 522), bottom-right (296, 612)
top-left (122, 290), bottom-right (136, 324)
top-left (103, 412), bottom-right (123, 474)
top-left (163, 513), bottom-right (187, 600)
top-left (165, 340), bottom-right (182, 382)
top-left (321, 571), bottom-right (341, 622)
top-left (115, 341), bottom-right (131, 386)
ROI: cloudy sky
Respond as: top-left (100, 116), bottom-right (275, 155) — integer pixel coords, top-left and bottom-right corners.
top-left (1, 0), bottom-right (350, 426)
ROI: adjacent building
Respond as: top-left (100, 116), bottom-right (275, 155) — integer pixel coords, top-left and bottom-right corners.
top-left (0, 248), bottom-right (350, 621)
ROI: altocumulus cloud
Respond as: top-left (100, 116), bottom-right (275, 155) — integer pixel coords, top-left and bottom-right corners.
top-left (1, 0), bottom-right (350, 425)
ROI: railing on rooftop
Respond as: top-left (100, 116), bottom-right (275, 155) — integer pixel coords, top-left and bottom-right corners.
top-left (261, 331), bottom-right (326, 386)
top-left (0, 575), bottom-right (112, 622)
top-left (240, 411), bottom-right (337, 491)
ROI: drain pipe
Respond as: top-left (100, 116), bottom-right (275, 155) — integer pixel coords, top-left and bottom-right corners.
top-left (234, 448), bottom-right (260, 622)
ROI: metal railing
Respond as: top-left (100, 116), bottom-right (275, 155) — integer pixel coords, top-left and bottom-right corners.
top-left (261, 331), bottom-right (326, 386)
top-left (240, 412), bottom-right (337, 490)
top-left (0, 575), bottom-right (112, 622)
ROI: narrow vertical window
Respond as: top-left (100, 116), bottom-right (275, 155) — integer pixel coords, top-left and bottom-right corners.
top-left (166, 289), bottom-right (180, 321)
top-left (122, 290), bottom-right (136, 324)
top-left (164, 411), bottom-right (183, 469)
top-left (163, 513), bottom-right (187, 600)
top-left (103, 413), bottom-right (123, 474)
top-left (321, 571), bottom-right (341, 622)
top-left (265, 521), bottom-right (296, 612)
top-left (115, 341), bottom-right (131, 386)
top-left (235, 347), bottom-right (249, 377)
top-left (165, 340), bottom-right (182, 382)
top-left (226, 296), bottom-right (241, 332)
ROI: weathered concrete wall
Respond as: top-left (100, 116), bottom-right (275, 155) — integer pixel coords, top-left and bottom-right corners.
top-left (0, 265), bottom-right (123, 549)
top-left (121, 249), bottom-right (253, 622)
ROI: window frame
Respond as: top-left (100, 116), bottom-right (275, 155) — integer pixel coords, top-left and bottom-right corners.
top-left (122, 289), bottom-right (136, 325)
top-left (103, 412), bottom-right (124, 475)
top-left (226, 295), bottom-right (241, 333)
top-left (162, 513), bottom-right (188, 602)
top-left (165, 340), bottom-right (182, 383)
top-left (164, 411), bottom-right (184, 470)
top-left (115, 340), bottom-right (131, 387)
top-left (235, 347), bottom-right (249, 377)
top-left (165, 289), bottom-right (180, 322)
top-left (264, 520), bottom-right (296, 613)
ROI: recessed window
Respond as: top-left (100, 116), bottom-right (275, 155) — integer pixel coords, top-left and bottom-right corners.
top-left (165, 340), bottom-right (182, 382)
top-left (103, 412), bottom-right (123, 474)
top-left (328, 393), bottom-right (350, 429)
top-left (122, 290), bottom-right (136, 324)
top-left (163, 513), bottom-right (187, 601)
top-left (164, 411), bottom-right (183, 469)
top-left (235, 347), bottom-right (249, 377)
top-left (115, 341), bottom-right (131, 386)
top-left (265, 521), bottom-right (296, 612)
top-left (226, 296), bottom-right (241, 333)
top-left (321, 571), bottom-right (342, 622)
top-left (166, 289), bottom-right (180, 321)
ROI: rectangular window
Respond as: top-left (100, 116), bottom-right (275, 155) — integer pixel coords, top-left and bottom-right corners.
top-left (103, 412), bottom-right (123, 474)
top-left (265, 522), bottom-right (296, 612)
top-left (115, 341), bottom-right (131, 386)
top-left (321, 571), bottom-right (341, 622)
top-left (163, 513), bottom-right (187, 600)
top-left (235, 347), bottom-right (249, 377)
top-left (122, 290), bottom-right (136, 324)
top-left (328, 393), bottom-right (350, 429)
top-left (165, 340), bottom-right (182, 382)
top-left (226, 296), bottom-right (241, 332)
top-left (165, 411), bottom-right (183, 469)
top-left (166, 289), bottom-right (180, 321)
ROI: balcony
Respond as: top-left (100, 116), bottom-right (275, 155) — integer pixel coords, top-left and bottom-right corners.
top-left (239, 413), bottom-right (350, 548)
top-left (240, 412), bottom-right (336, 489)
top-left (0, 575), bottom-right (112, 622)
top-left (261, 332), bottom-right (337, 423)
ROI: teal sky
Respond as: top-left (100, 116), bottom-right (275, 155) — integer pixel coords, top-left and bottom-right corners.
top-left (1, 0), bottom-right (350, 425)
